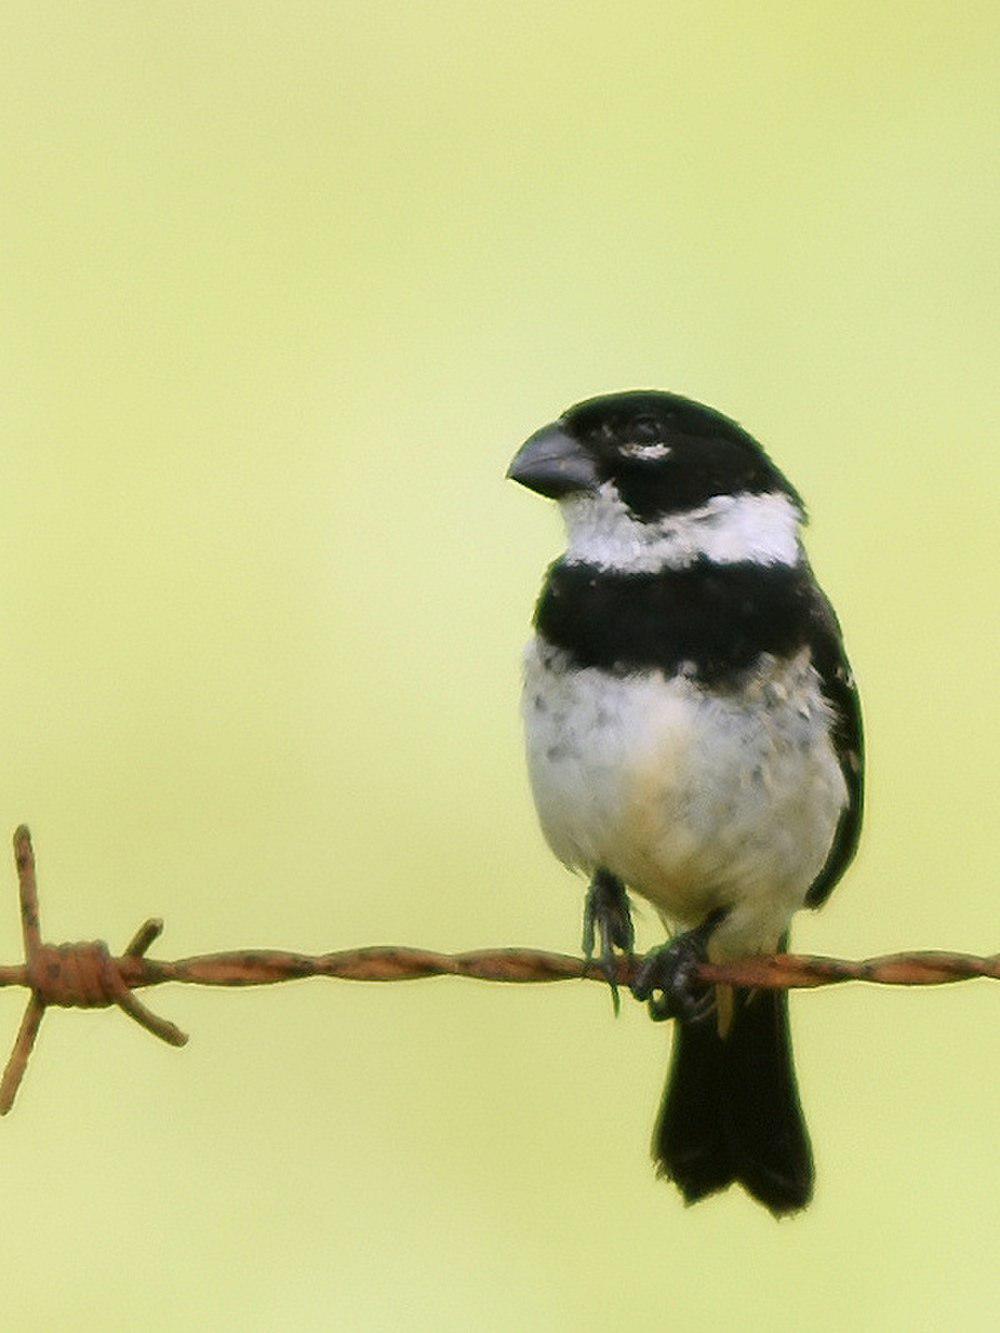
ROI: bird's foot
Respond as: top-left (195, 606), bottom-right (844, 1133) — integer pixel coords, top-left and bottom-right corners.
top-left (632, 912), bottom-right (726, 1024)
top-left (582, 870), bottom-right (634, 1015)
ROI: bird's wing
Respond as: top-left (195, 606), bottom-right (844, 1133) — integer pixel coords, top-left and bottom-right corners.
top-left (804, 586), bottom-right (864, 907)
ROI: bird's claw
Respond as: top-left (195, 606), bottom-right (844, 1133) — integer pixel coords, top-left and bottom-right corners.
top-left (632, 932), bottom-right (714, 1024)
top-left (582, 872), bottom-right (634, 1015)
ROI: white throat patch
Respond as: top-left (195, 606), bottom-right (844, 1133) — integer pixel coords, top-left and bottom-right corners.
top-left (561, 484), bottom-right (803, 572)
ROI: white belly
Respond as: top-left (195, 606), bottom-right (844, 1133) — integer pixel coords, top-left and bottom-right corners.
top-left (522, 639), bottom-right (848, 956)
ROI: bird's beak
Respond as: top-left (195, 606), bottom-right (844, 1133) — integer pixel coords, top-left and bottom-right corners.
top-left (506, 422), bottom-right (600, 499)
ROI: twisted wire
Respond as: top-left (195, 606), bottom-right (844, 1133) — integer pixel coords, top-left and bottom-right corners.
top-left (0, 825), bottom-right (995, 1116)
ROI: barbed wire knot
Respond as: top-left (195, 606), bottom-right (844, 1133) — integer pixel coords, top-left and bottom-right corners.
top-left (0, 828), bottom-right (187, 1115)
top-left (28, 941), bottom-right (120, 1008)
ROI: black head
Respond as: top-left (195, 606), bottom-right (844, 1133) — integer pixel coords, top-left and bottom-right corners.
top-left (509, 389), bottom-right (802, 520)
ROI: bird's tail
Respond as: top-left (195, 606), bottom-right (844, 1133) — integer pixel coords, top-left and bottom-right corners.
top-left (653, 984), bottom-right (813, 1215)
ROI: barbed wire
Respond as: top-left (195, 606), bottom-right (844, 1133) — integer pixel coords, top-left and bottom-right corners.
top-left (1, 825), bottom-right (996, 1115)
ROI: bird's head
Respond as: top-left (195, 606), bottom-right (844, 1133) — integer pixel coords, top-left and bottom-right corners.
top-left (508, 390), bottom-right (805, 571)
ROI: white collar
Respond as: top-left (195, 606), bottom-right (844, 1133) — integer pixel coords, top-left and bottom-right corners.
top-left (561, 484), bottom-right (803, 573)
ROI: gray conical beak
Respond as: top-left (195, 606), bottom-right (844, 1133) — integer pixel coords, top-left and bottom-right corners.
top-left (506, 422), bottom-right (599, 499)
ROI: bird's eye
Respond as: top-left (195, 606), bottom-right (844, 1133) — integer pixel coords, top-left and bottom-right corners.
top-left (617, 414), bottom-right (672, 460)
top-left (626, 415), bottom-right (661, 443)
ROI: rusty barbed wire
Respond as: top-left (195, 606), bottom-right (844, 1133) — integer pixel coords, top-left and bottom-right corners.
top-left (1, 825), bottom-right (997, 1114)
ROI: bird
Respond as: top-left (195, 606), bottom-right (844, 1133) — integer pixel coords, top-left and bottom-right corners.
top-left (508, 389), bottom-right (863, 1215)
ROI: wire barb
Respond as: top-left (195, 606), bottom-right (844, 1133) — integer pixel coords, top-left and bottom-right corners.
top-left (0, 827), bottom-right (187, 1114)
top-left (0, 826), bottom-right (996, 1114)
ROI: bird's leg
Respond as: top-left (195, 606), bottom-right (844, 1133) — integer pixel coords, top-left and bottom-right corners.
top-left (582, 869), bottom-right (634, 1015)
top-left (632, 908), bottom-right (729, 1024)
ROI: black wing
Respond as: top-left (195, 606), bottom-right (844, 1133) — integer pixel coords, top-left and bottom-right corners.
top-left (804, 586), bottom-right (864, 908)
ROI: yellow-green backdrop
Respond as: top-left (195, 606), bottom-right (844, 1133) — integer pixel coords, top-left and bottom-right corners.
top-left (2, 3), bottom-right (997, 1329)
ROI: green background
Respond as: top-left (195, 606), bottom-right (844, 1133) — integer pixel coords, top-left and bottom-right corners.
top-left (2, 3), bottom-right (997, 1328)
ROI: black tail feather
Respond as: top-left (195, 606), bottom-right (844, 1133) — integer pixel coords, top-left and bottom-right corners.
top-left (653, 986), bottom-right (813, 1216)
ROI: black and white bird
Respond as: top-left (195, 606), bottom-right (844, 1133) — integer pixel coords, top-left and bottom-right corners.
top-left (508, 389), bottom-right (863, 1215)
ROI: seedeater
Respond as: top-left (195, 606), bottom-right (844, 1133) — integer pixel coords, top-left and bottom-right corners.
top-left (509, 390), bottom-right (863, 1215)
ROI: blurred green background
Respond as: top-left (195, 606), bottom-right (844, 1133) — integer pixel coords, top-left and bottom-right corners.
top-left (1, 2), bottom-right (997, 1328)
